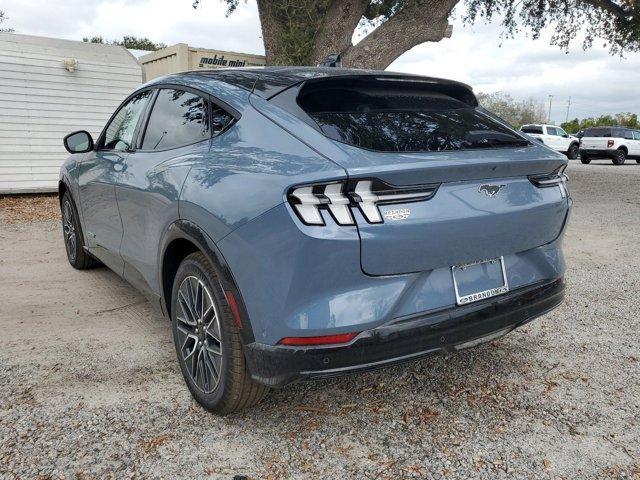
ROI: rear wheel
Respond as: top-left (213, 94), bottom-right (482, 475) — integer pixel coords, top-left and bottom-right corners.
top-left (61, 192), bottom-right (101, 269)
top-left (612, 149), bottom-right (626, 165)
top-left (580, 153), bottom-right (591, 164)
top-left (567, 143), bottom-right (579, 160)
top-left (171, 252), bottom-right (269, 414)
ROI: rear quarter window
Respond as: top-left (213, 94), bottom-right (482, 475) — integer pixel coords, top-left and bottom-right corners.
top-left (521, 126), bottom-right (543, 134)
top-left (295, 81), bottom-right (529, 152)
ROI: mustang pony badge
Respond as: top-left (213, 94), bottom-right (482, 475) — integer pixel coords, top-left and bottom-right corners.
top-left (478, 184), bottom-right (507, 197)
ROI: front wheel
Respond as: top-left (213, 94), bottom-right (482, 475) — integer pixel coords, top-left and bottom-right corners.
top-left (612, 149), bottom-right (626, 165)
top-left (567, 143), bottom-right (579, 160)
top-left (580, 153), bottom-right (591, 164)
top-left (171, 252), bottom-right (269, 414)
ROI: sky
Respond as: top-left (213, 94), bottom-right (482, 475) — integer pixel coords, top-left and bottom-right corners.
top-left (2, 0), bottom-right (639, 122)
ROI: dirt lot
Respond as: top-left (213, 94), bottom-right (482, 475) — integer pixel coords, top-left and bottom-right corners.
top-left (1, 162), bottom-right (639, 479)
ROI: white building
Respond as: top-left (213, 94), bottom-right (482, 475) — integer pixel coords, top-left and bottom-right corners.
top-left (0, 33), bottom-right (143, 193)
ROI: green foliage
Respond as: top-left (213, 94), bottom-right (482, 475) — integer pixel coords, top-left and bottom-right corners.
top-left (477, 91), bottom-right (547, 128)
top-left (561, 113), bottom-right (640, 132)
top-left (465, 0), bottom-right (639, 54)
top-left (82, 35), bottom-right (166, 51)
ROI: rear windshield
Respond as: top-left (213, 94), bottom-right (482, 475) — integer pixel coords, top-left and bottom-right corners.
top-left (583, 127), bottom-right (626, 138)
top-left (521, 125), bottom-right (543, 134)
top-left (297, 83), bottom-right (529, 152)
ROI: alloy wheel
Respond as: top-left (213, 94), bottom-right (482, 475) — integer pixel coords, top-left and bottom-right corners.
top-left (62, 200), bottom-right (77, 262)
top-left (175, 275), bottom-right (223, 394)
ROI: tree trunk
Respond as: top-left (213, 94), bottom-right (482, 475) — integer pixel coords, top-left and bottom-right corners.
top-left (342, 0), bottom-right (457, 69)
top-left (255, 0), bottom-right (457, 69)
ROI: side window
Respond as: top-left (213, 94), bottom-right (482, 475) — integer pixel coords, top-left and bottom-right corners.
top-left (623, 129), bottom-right (634, 140)
top-left (211, 104), bottom-right (234, 136)
top-left (557, 128), bottom-right (568, 137)
top-left (546, 127), bottom-right (559, 136)
top-left (102, 91), bottom-right (152, 151)
top-left (142, 89), bottom-right (210, 150)
top-left (634, 131), bottom-right (640, 140)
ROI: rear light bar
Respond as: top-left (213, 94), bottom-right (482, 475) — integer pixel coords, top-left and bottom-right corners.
top-left (288, 179), bottom-right (439, 226)
top-left (529, 165), bottom-right (569, 197)
top-left (278, 332), bottom-right (359, 346)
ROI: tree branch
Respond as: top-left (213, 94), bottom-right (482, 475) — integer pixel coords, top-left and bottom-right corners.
top-left (310, 0), bottom-right (371, 65)
top-left (578, 0), bottom-right (633, 19)
top-left (342, 0), bottom-right (457, 69)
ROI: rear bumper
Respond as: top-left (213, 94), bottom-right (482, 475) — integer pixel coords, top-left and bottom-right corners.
top-left (244, 277), bottom-right (565, 387)
top-left (580, 149), bottom-right (616, 158)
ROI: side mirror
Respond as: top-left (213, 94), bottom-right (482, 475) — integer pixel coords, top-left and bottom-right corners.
top-left (562, 134), bottom-right (569, 138)
top-left (63, 130), bottom-right (94, 153)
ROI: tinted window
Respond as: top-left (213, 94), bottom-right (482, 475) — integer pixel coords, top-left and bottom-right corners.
top-left (634, 131), bottom-right (640, 140)
top-left (299, 86), bottom-right (528, 152)
top-left (211, 104), bottom-right (234, 136)
top-left (521, 125), bottom-right (543, 134)
top-left (103, 91), bottom-right (152, 151)
top-left (583, 127), bottom-right (612, 137)
top-left (142, 89), bottom-right (210, 150)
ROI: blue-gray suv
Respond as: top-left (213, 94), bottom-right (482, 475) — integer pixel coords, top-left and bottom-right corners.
top-left (60, 67), bottom-right (570, 414)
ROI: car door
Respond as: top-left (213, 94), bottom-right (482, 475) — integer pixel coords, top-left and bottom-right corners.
top-left (544, 126), bottom-right (560, 150)
top-left (634, 131), bottom-right (640, 156)
top-left (77, 90), bottom-right (152, 273)
top-left (556, 127), bottom-right (572, 151)
top-left (114, 87), bottom-right (219, 300)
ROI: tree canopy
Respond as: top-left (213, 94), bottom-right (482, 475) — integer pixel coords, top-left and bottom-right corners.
top-left (561, 112), bottom-right (639, 132)
top-left (82, 35), bottom-right (166, 51)
top-left (0, 11), bottom-right (14, 33)
top-left (194, 0), bottom-right (640, 68)
top-left (476, 91), bottom-right (548, 128)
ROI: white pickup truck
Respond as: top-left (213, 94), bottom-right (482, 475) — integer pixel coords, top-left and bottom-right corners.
top-left (579, 126), bottom-right (640, 165)
top-left (520, 124), bottom-right (580, 159)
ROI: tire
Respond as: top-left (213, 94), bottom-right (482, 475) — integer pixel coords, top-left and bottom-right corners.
top-left (567, 143), bottom-right (579, 160)
top-left (612, 149), bottom-right (626, 165)
top-left (580, 153), bottom-right (591, 164)
top-left (636, 159), bottom-right (640, 164)
top-left (61, 192), bottom-right (101, 269)
top-left (171, 252), bottom-right (269, 414)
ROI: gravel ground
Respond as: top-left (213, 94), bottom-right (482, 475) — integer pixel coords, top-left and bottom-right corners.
top-left (0, 161), bottom-right (639, 479)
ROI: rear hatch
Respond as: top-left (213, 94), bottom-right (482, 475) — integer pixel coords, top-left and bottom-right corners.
top-left (265, 74), bottom-right (569, 275)
top-left (581, 127), bottom-right (623, 150)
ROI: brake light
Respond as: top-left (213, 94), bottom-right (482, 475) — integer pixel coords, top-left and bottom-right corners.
top-left (607, 139), bottom-right (615, 148)
top-left (278, 332), bottom-right (359, 346)
top-left (529, 165), bottom-right (569, 197)
top-left (288, 179), bottom-right (439, 226)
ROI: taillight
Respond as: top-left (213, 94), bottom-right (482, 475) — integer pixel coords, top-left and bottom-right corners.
top-left (278, 332), bottom-right (359, 346)
top-left (288, 182), bottom-right (354, 226)
top-left (288, 179), bottom-right (439, 226)
top-left (529, 165), bottom-right (569, 198)
top-left (607, 139), bottom-right (615, 148)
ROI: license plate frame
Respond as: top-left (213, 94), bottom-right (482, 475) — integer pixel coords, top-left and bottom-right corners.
top-left (451, 257), bottom-right (509, 306)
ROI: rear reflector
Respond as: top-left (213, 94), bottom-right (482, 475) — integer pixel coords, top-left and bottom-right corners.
top-left (224, 291), bottom-right (243, 329)
top-left (278, 332), bottom-right (359, 346)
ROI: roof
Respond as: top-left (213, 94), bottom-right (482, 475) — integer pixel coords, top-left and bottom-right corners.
top-left (179, 66), bottom-right (476, 102)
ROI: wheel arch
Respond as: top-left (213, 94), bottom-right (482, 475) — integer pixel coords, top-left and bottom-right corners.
top-left (618, 145), bottom-right (628, 154)
top-left (159, 220), bottom-right (256, 344)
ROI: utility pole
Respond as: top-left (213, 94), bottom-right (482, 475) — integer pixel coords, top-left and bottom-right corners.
top-left (565, 96), bottom-right (571, 123)
top-left (548, 95), bottom-right (554, 124)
